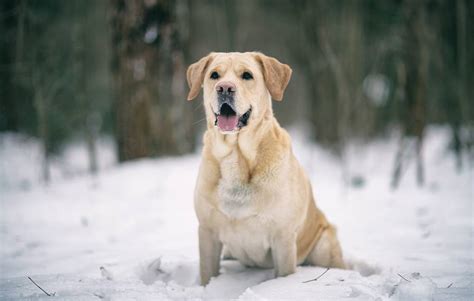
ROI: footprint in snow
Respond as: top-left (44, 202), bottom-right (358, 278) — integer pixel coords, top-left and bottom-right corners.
top-left (137, 257), bottom-right (199, 286)
top-left (416, 206), bottom-right (433, 238)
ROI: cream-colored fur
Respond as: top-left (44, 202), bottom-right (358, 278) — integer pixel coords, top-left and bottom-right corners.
top-left (187, 52), bottom-right (345, 286)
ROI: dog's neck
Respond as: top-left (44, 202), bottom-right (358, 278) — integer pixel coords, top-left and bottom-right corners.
top-left (207, 109), bottom-right (285, 191)
top-left (208, 109), bottom-right (280, 218)
top-left (209, 108), bottom-right (275, 163)
top-left (203, 106), bottom-right (289, 218)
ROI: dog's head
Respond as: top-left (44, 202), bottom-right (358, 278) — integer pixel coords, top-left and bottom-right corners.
top-left (186, 52), bottom-right (292, 133)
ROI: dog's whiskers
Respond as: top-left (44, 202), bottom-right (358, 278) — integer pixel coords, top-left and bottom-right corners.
top-left (192, 117), bottom-right (207, 125)
top-left (193, 101), bottom-right (203, 112)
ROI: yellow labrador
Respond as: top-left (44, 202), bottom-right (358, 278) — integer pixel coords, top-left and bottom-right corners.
top-left (187, 52), bottom-right (345, 285)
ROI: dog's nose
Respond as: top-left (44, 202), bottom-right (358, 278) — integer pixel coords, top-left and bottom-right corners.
top-left (216, 81), bottom-right (236, 96)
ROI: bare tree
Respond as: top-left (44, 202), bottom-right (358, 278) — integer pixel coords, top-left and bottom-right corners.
top-left (12, 1), bottom-right (72, 183)
top-left (72, 0), bottom-right (103, 175)
top-left (391, 1), bottom-right (431, 188)
top-left (454, 0), bottom-right (469, 170)
top-left (30, 56), bottom-right (69, 183)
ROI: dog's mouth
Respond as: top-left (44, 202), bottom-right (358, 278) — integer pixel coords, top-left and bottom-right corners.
top-left (214, 103), bottom-right (252, 132)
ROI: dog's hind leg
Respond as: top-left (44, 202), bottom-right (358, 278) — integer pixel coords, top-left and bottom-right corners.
top-left (305, 224), bottom-right (346, 269)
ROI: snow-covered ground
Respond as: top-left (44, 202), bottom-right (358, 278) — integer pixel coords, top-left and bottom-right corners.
top-left (0, 127), bottom-right (472, 300)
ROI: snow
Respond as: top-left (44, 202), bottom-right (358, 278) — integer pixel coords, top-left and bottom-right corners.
top-left (0, 127), bottom-right (472, 300)
top-left (392, 273), bottom-right (437, 301)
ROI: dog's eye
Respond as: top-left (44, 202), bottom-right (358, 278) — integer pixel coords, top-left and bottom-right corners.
top-left (242, 71), bottom-right (253, 80)
top-left (210, 71), bottom-right (220, 80)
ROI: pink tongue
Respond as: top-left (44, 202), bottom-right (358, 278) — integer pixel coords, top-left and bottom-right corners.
top-left (217, 115), bottom-right (239, 131)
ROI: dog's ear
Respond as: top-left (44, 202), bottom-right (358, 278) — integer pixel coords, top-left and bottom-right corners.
top-left (254, 53), bottom-right (292, 101)
top-left (186, 54), bottom-right (214, 101)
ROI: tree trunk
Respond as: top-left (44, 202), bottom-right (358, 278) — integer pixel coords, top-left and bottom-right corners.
top-left (73, 3), bottom-right (99, 174)
top-left (0, 0), bottom-right (23, 131)
top-left (110, 0), bottom-right (156, 161)
top-left (392, 1), bottom-right (429, 188)
top-left (85, 114), bottom-right (99, 174)
top-left (33, 86), bottom-right (50, 184)
top-left (454, 0), bottom-right (467, 171)
top-left (110, 0), bottom-right (193, 161)
top-left (153, 0), bottom-right (195, 155)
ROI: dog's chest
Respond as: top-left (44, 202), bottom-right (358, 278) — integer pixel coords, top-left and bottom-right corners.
top-left (217, 178), bottom-right (255, 219)
top-left (215, 146), bottom-right (275, 267)
top-left (217, 149), bottom-right (257, 219)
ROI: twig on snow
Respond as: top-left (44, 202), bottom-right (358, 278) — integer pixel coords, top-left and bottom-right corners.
top-left (100, 266), bottom-right (114, 281)
top-left (389, 284), bottom-right (399, 297)
top-left (93, 292), bottom-right (105, 299)
top-left (446, 283), bottom-right (453, 288)
top-left (27, 276), bottom-right (55, 296)
top-left (397, 273), bottom-right (411, 282)
top-left (302, 267), bottom-right (330, 283)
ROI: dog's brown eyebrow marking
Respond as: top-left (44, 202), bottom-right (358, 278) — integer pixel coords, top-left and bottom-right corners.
top-left (208, 65), bottom-right (225, 76)
top-left (234, 63), bottom-right (255, 75)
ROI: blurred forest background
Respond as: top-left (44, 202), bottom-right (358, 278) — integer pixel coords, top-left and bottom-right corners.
top-left (0, 0), bottom-right (472, 187)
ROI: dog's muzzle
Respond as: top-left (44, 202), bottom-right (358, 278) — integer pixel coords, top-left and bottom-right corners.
top-left (213, 82), bottom-right (251, 132)
top-left (214, 102), bottom-right (252, 132)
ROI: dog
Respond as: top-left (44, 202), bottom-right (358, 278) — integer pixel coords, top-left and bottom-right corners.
top-left (186, 52), bottom-right (345, 285)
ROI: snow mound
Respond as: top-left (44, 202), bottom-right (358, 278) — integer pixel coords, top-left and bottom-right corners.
top-left (392, 273), bottom-right (437, 301)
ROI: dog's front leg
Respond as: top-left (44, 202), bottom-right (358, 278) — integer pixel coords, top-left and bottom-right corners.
top-left (199, 226), bottom-right (222, 285)
top-left (271, 231), bottom-right (297, 277)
